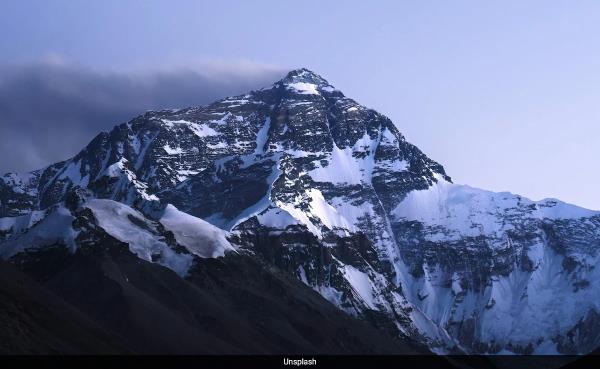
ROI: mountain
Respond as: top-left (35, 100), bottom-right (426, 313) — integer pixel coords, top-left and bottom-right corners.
top-left (1, 68), bottom-right (599, 354)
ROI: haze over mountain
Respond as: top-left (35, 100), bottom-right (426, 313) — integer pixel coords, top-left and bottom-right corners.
top-left (0, 61), bottom-right (285, 173)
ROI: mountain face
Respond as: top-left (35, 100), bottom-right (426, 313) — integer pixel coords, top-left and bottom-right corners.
top-left (1, 68), bottom-right (600, 354)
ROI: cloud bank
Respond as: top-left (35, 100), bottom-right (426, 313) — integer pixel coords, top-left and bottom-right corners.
top-left (0, 61), bottom-right (286, 173)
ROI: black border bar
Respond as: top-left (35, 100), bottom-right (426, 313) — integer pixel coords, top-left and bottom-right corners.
top-left (0, 355), bottom-right (599, 369)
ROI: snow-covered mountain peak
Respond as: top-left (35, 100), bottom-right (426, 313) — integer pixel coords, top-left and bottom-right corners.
top-left (276, 68), bottom-right (338, 96)
top-left (281, 68), bottom-right (329, 85)
top-left (2, 69), bottom-right (600, 355)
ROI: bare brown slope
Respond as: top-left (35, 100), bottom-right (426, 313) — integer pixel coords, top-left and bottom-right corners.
top-left (6, 239), bottom-right (428, 354)
top-left (0, 260), bottom-right (128, 354)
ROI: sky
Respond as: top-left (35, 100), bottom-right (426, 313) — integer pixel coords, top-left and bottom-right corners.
top-left (1, 0), bottom-right (598, 210)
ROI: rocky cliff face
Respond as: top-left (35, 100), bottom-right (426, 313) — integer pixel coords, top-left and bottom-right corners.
top-left (1, 69), bottom-right (599, 354)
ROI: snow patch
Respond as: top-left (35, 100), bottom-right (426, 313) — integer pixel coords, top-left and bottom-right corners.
top-left (0, 206), bottom-right (77, 258)
top-left (160, 204), bottom-right (235, 258)
top-left (1, 172), bottom-right (38, 196)
top-left (161, 119), bottom-right (220, 138)
top-left (308, 132), bottom-right (377, 185)
top-left (189, 124), bottom-right (219, 138)
top-left (0, 210), bottom-right (46, 233)
top-left (104, 158), bottom-right (128, 178)
top-left (207, 142), bottom-right (227, 150)
top-left (287, 82), bottom-right (320, 95)
top-left (343, 265), bottom-right (377, 310)
top-left (163, 144), bottom-right (184, 155)
top-left (86, 199), bottom-right (193, 276)
top-left (253, 117), bottom-right (270, 155)
top-left (256, 207), bottom-right (300, 229)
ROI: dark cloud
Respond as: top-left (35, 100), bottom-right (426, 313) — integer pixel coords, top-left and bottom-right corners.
top-left (0, 62), bottom-right (286, 173)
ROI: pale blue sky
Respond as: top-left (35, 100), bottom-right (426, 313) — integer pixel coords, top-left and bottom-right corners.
top-left (1, 0), bottom-right (599, 209)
